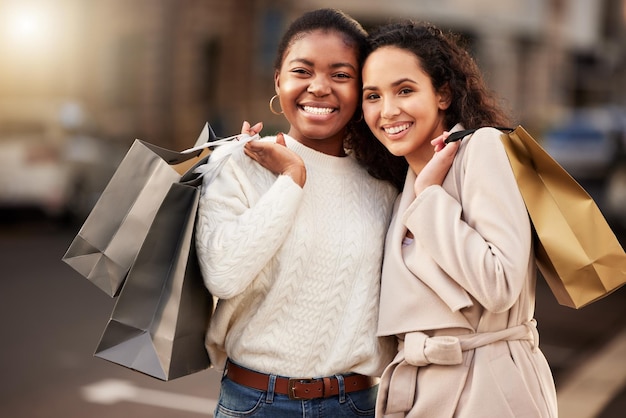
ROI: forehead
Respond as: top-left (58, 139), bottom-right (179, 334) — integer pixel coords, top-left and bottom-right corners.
top-left (365, 46), bottom-right (420, 68)
top-left (363, 46), bottom-right (424, 80)
top-left (282, 29), bottom-right (359, 66)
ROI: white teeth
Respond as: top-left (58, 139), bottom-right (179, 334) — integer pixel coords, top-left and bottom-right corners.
top-left (303, 106), bottom-right (334, 115)
top-left (384, 123), bottom-right (410, 134)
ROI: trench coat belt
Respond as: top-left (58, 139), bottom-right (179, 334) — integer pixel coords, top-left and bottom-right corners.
top-left (379, 320), bottom-right (539, 415)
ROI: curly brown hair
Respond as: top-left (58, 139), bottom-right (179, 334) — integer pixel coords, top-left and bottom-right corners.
top-left (349, 21), bottom-right (513, 189)
top-left (346, 120), bottom-right (409, 191)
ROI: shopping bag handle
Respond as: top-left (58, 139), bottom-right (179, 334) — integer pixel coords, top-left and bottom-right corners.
top-left (180, 133), bottom-right (251, 154)
top-left (444, 126), bottom-right (514, 144)
top-left (187, 132), bottom-right (259, 185)
top-left (181, 121), bottom-right (256, 154)
top-left (178, 122), bottom-right (253, 155)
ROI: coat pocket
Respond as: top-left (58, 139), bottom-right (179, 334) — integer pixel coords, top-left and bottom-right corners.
top-left (487, 353), bottom-right (542, 417)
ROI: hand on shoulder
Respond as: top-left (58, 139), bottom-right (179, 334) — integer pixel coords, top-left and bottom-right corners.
top-left (241, 124), bottom-right (306, 187)
top-left (414, 131), bottom-right (460, 196)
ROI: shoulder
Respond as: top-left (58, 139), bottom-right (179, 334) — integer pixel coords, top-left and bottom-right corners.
top-left (459, 127), bottom-right (509, 160)
top-left (465, 127), bottom-right (506, 146)
top-left (226, 136), bottom-right (275, 169)
top-left (207, 137), bottom-right (274, 188)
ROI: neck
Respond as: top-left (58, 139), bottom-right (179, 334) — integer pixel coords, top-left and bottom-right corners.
top-left (287, 130), bottom-right (347, 157)
top-left (406, 149), bottom-right (434, 176)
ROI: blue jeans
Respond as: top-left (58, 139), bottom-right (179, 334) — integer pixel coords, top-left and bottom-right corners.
top-left (214, 371), bottom-right (378, 417)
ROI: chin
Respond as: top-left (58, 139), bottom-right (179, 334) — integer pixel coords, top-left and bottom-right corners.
top-left (381, 143), bottom-right (405, 157)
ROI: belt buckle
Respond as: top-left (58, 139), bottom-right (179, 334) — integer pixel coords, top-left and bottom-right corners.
top-left (288, 378), bottom-right (316, 400)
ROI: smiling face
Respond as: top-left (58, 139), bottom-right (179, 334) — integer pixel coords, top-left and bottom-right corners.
top-left (362, 46), bottom-right (450, 168)
top-left (275, 29), bottom-right (360, 155)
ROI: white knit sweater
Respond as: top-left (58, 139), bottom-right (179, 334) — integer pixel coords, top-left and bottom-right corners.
top-left (195, 134), bottom-right (398, 378)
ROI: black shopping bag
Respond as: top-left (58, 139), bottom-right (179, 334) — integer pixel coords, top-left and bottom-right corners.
top-left (62, 124), bottom-right (217, 296)
top-left (94, 174), bottom-right (213, 381)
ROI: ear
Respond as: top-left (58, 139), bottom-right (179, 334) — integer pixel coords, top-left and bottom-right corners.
top-left (437, 83), bottom-right (452, 110)
top-left (274, 70), bottom-right (280, 94)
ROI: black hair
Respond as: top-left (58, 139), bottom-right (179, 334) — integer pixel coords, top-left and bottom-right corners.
top-left (273, 8), bottom-right (369, 73)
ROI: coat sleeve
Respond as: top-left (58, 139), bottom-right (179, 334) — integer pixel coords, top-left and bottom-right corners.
top-left (403, 128), bottom-right (532, 313)
top-left (195, 154), bottom-right (304, 299)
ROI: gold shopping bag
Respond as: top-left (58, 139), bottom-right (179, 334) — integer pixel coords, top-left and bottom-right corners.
top-left (502, 126), bottom-right (626, 308)
top-left (448, 126), bottom-right (626, 308)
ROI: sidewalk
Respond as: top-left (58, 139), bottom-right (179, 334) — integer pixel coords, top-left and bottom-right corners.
top-left (557, 329), bottom-right (626, 417)
top-left (534, 270), bottom-right (626, 418)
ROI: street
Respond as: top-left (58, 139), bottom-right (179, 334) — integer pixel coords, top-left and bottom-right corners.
top-left (0, 213), bottom-right (220, 418)
top-left (1, 210), bottom-right (625, 417)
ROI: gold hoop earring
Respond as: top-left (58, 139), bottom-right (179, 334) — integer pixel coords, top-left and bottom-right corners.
top-left (353, 112), bottom-right (363, 123)
top-left (269, 95), bottom-right (284, 115)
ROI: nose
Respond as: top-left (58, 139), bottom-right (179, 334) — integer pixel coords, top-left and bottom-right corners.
top-left (381, 98), bottom-right (400, 119)
top-left (307, 75), bottom-right (331, 96)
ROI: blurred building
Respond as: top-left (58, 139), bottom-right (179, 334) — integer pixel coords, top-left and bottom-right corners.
top-left (0, 0), bottom-right (625, 149)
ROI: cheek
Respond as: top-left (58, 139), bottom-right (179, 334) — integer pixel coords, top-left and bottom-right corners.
top-left (277, 79), bottom-right (297, 98)
top-left (362, 104), bottom-right (378, 127)
top-left (339, 85), bottom-right (360, 112)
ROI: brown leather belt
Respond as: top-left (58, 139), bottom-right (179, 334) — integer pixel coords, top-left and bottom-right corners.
top-left (225, 360), bottom-right (376, 400)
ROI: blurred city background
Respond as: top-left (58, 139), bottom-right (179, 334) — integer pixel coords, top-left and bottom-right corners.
top-left (0, 0), bottom-right (625, 417)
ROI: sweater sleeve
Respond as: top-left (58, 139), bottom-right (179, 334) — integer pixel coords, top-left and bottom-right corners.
top-left (403, 128), bottom-right (532, 313)
top-left (195, 155), bottom-right (304, 299)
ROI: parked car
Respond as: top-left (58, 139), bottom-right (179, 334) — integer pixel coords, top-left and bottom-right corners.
top-left (0, 100), bottom-right (126, 222)
top-left (542, 106), bottom-right (626, 227)
top-left (0, 121), bottom-right (73, 217)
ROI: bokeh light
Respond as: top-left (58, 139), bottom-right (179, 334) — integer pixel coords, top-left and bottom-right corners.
top-left (1, 3), bottom-right (56, 52)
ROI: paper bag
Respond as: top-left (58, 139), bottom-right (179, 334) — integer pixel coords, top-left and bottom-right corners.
top-left (94, 176), bottom-right (213, 381)
top-left (501, 126), bottom-right (626, 308)
top-left (447, 126), bottom-right (626, 308)
top-left (62, 124), bottom-right (217, 297)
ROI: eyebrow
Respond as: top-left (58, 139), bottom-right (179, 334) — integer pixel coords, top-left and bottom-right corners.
top-left (363, 77), bottom-right (417, 91)
top-left (288, 58), bottom-right (357, 72)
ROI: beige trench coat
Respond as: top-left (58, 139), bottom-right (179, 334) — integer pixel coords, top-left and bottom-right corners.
top-left (376, 126), bottom-right (557, 417)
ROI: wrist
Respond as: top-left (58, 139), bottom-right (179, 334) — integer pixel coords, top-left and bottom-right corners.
top-left (284, 166), bottom-right (306, 187)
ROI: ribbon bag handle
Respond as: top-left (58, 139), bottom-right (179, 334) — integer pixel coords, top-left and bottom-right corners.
top-left (444, 126), bottom-right (514, 144)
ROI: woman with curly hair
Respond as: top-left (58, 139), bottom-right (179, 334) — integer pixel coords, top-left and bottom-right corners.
top-left (358, 21), bottom-right (558, 417)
